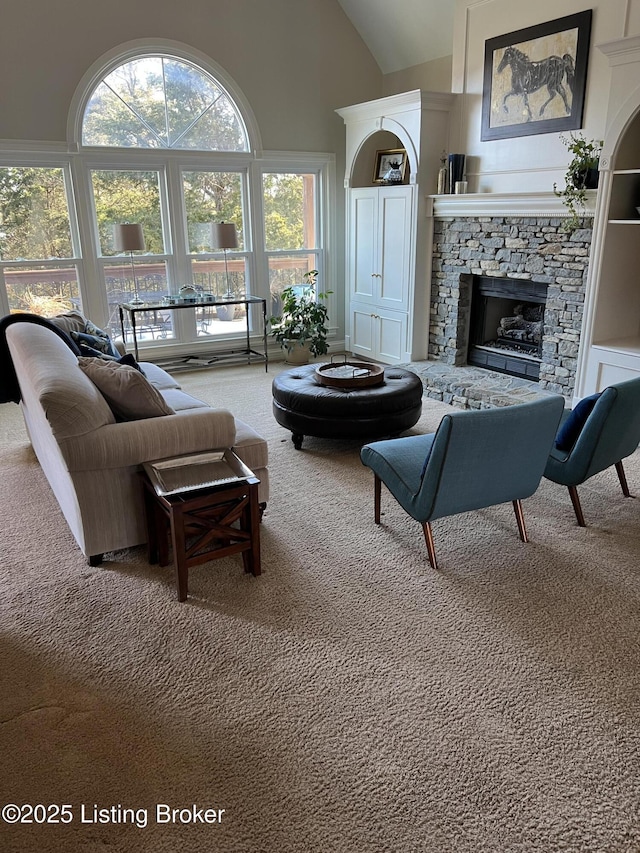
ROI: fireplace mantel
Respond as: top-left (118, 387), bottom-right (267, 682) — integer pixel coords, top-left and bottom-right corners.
top-left (429, 191), bottom-right (597, 219)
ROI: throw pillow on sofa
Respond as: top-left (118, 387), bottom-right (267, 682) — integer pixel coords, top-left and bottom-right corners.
top-left (78, 357), bottom-right (175, 421)
top-left (50, 311), bottom-right (122, 360)
top-left (48, 310), bottom-right (87, 337)
top-left (70, 329), bottom-right (121, 359)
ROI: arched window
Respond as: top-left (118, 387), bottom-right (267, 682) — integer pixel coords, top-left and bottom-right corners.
top-left (82, 55), bottom-right (249, 151)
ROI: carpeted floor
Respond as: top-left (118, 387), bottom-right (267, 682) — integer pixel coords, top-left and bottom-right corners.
top-left (1, 363), bottom-right (640, 853)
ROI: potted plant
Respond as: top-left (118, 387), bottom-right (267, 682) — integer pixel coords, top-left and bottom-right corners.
top-left (269, 270), bottom-right (331, 364)
top-left (553, 133), bottom-right (603, 231)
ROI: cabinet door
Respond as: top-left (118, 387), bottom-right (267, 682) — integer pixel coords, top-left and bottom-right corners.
top-left (378, 186), bottom-right (412, 312)
top-left (350, 189), bottom-right (377, 306)
top-left (375, 308), bottom-right (407, 364)
top-left (350, 302), bottom-right (375, 359)
top-left (350, 302), bottom-right (408, 364)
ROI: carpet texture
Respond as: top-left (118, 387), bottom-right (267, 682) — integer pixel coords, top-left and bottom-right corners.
top-left (1, 364), bottom-right (640, 853)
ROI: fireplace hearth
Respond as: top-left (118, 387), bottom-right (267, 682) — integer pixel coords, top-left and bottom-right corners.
top-left (468, 276), bottom-right (548, 380)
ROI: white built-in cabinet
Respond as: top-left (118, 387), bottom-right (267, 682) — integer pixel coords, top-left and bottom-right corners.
top-left (577, 36), bottom-right (640, 396)
top-left (348, 184), bottom-right (413, 361)
top-left (336, 91), bottom-right (453, 364)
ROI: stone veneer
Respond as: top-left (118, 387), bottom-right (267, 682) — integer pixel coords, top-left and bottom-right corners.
top-left (429, 216), bottom-right (592, 398)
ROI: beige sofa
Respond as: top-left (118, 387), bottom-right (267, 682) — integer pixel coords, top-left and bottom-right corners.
top-left (6, 321), bottom-right (269, 563)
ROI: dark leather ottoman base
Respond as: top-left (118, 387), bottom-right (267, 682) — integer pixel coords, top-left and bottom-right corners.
top-left (272, 363), bottom-right (423, 449)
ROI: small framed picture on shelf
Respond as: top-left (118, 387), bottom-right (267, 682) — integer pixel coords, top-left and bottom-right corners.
top-left (373, 148), bottom-right (407, 184)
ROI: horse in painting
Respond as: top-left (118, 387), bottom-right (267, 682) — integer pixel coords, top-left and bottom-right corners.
top-left (497, 46), bottom-right (575, 121)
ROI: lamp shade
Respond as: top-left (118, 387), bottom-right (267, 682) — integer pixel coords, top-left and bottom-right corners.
top-left (113, 223), bottom-right (145, 252)
top-left (211, 222), bottom-right (238, 250)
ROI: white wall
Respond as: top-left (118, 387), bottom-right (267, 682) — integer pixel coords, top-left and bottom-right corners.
top-left (382, 56), bottom-right (453, 96)
top-left (449, 0), bottom-right (633, 193)
top-left (0, 0), bottom-right (382, 152)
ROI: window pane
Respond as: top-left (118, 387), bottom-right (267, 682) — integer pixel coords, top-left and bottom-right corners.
top-left (104, 261), bottom-right (173, 342)
top-left (82, 57), bottom-right (248, 152)
top-left (91, 169), bottom-right (164, 256)
top-left (262, 173), bottom-right (316, 251)
top-left (0, 167), bottom-right (73, 260)
top-left (268, 254), bottom-right (318, 314)
top-left (191, 258), bottom-right (247, 302)
top-left (5, 265), bottom-right (79, 315)
top-left (194, 297), bottom-right (247, 339)
top-left (183, 171), bottom-right (244, 252)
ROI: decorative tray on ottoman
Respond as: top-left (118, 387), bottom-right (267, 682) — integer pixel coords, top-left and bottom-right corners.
top-left (315, 356), bottom-right (384, 388)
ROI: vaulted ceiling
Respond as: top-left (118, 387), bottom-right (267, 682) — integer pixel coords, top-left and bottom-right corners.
top-left (336, 0), bottom-right (456, 74)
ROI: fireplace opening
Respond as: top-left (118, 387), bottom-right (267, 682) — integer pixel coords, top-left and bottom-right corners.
top-left (467, 276), bottom-right (548, 380)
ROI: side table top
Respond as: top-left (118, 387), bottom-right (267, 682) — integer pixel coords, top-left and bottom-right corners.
top-left (143, 449), bottom-right (255, 497)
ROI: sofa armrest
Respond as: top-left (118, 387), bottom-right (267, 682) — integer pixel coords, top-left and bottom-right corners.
top-left (59, 407), bottom-right (236, 472)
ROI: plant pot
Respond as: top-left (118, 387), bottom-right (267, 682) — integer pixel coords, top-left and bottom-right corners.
top-left (284, 341), bottom-right (311, 365)
top-left (216, 304), bottom-right (236, 322)
top-left (584, 167), bottom-right (599, 189)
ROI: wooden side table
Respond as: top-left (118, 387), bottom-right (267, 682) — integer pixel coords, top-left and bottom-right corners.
top-left (141, 452), bottom-right (261, 602)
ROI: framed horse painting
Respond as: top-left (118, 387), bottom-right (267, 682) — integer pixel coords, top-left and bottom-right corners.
top-left (481, 11), bottom-right (592, 141)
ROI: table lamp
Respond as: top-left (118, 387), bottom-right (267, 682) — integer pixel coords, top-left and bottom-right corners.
top-left (114, 223), bottom-right (145, 304)
top-left (211, 222), bottom-right (238, 300)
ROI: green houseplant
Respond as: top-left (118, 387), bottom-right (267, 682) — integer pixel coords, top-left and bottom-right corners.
top-left (269, 270), bottom-right (331, 364)
top-left (553, 133), bottom-right (603, 231)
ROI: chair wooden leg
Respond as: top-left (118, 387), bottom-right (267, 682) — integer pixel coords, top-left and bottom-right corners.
top-left (615, 460), bottom-right (632, 497)
top-left (374, 474), bottom-right (381, 524)
top-left (568, 485), bottom-right (586, 527)
top-left (512, 499), bottom-right (528, 543)
top-left (422, 522), bottom-right (438, 570)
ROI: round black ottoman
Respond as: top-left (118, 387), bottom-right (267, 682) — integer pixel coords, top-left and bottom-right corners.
top-left (272, 363), bottom-right (423, 449)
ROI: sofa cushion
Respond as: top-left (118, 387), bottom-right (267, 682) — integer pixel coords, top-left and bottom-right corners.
top-left (233, 417), bottom-right (269, 472)
top-left (139, 362), bottom-right (181, 390)
top-left (78, 357), bottom-right (175, 421)
top-left (161, 388), bottom-right (211, 412)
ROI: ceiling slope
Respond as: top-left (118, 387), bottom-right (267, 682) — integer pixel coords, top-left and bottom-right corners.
top-left (336, 0), bottom-right (456, 74)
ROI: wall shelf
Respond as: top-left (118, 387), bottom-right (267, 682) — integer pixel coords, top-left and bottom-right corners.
top-left (592, 336), bottom-right (640, 356)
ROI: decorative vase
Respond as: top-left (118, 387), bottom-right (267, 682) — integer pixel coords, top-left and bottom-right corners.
top-left (216, 304), bottom-right (236, 322)
top-left (437, 163), bottom-right (447, 194)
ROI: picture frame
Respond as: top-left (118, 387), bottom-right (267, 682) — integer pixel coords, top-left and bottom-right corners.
top-left (373, 148), bottom-right (408, 184)
top-left (481, 10), bottom-right (592, 142)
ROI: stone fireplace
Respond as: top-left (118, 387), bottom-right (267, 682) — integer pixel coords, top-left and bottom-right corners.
top-left (428, 206), bottom-right (593, 399)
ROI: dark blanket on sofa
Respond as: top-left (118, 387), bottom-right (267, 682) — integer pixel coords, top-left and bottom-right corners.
top-left (0, 313), bottom-right (81, 404)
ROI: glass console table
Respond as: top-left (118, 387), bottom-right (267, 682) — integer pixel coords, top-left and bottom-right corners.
top-left (118, 295), bottom-right (268, 372)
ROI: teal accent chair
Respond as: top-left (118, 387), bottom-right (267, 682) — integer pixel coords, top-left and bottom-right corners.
top-left (360, 394), bottom-right (565, 570)
top-left (544, 376), bottom-right (640, 526)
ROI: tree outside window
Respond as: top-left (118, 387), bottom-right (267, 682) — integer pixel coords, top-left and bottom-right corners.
top-left (0, 166), bottom-right (80, 316)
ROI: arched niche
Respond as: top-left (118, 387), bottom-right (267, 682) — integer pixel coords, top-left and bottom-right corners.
top-left (350, 128), bottom-right (414, 188)
top-left (604, 88), bottom-right (640, 172)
